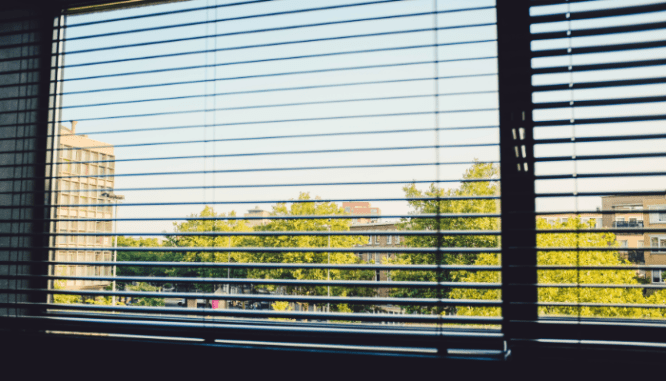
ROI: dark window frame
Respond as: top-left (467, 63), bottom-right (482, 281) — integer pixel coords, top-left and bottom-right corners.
top-left (2, 0), bottom-right (666, 362)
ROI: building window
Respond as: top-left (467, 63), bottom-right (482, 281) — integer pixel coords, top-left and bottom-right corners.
top-left (650, 206), bottom-right (666, 223)
top-left (560, 218), bottom-right (568, 224)
top-left (639, 240), bottom-right (644, 248)
top-left (651, 236), bottom-right (666, 253)
top-left (653, 270), bottom-right (663, 283)
top-left (619, 240), bottom-right (628, 248)
top-left (387, 236), bottom-right (392, 244)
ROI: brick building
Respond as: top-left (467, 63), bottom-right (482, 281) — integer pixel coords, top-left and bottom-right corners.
top-left (54, 122), bottom-right (116, 290)
top-left (601, 195), bottom-right (666, 282)
top-left (350, 222), bottom-right (403, 297)
top-left (342, 201), bottom-right (381, 224)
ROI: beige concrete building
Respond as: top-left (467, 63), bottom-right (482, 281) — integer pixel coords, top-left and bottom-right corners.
top-left (54, 122), bottom-right (115, 290)
top-left (244, 206), bottom-right (271, 228)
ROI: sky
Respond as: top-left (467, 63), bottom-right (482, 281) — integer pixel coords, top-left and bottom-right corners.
top-left (55, 0), bottom-right (666, 234)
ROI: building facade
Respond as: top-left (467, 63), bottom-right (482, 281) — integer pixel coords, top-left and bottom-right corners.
top-left (602, 195), bottom-right (666, 282)
top-left (350, 222), bottom-right (403, 297)
top-left (540, 213), bottom-right (602, 228)
top-left (342, 202), bottom-right (381, 224)
top-left (244, 206), bottom-right (271, 227)
top-left (54, 123), bottom-right (115, 290)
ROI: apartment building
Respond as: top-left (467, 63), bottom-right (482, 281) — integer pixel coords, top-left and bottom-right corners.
top-left (540, 213), bottom-right (603, 227)
top-left (54, 123), bottom-right (115, 290)
top-left (602, 195), bottom-right (666, 283)
top-left (342, 202), bottom-right (381, 225)
top-left (350, 222), bottom-right (403, 298)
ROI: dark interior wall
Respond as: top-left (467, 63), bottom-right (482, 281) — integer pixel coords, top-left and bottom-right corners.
top-left (0, 9), bottom-right (43, 317)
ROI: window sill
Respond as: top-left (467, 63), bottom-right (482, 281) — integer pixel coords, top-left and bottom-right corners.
top-left (3, 329), bottom-right (666, 378)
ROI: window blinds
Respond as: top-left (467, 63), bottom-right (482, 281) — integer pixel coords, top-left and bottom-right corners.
top-left (0, 0), bottom-right (504, 354)
top-left (526, 0), bottom-right (666, 346)
top-left (3, 0), bottom-right (665, 356)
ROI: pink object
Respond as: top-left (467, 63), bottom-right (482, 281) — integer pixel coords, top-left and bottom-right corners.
top-left (211, 300), bottom-right (219, 309)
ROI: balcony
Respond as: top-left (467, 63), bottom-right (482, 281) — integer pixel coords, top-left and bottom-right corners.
top-left (613, 221), bottom-right (644, 228)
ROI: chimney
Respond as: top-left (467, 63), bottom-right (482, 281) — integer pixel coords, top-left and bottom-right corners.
top-left (71, 120), bottom-right (77, 134)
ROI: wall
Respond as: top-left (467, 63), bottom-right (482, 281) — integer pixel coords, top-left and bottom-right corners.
top-left (0, 9), bottom-right (47, 317)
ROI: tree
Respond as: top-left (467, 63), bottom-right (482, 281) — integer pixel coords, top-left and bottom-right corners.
top-left (165, 196), bottom-right (372, 313)
top-left (125, 282), bottom-right (165, 307)
top-left (247, 192), bottom-right (373, 312)
top-left (117, 236), bottom-right (170, 278)
top-left (451, 217), bottom-right (666, 319)
top-left (389, 162), bottom-right (500, 313)
top-left (270, 301), bottom-right (293, 321)
top-left (53, 278), bottom-right (81, 304)
top-left (169, 206), bottom-right (253, 291)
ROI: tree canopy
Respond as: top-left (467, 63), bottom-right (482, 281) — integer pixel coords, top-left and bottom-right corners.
top-left (451, 217), bottom-right (666, 319)
top-left (243, 193), bottom-right (373, 312)
top-left (170, 206), bottom-right (252, 283)
top-left (165, 194), bottom-right (373, 312)
top-left (388, 161), bottom-right (500, 313)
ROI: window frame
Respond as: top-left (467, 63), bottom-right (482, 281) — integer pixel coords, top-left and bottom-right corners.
top-left (653, 269), bottom-right (663, 284)
top-left (650, 205), bottom-right (666, 224)
top-left (651, 236), bottom-right (666, 253)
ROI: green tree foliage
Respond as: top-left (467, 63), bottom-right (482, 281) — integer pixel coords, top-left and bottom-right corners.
top-left (170, 206), bottom-right (252, 287)
top-left (53, 279), bottom-right (124, 306)
top-left (116, 235), bottom-right (179, 295)
top-left (451, 218), bottom-right (666, 319)
top-left (248, 193), bottom-right (373, 312)
top-left (117, 236), bottom-right (169, 278)
top-left (270, 301), bottom-right (293, 321)
top-left (53, 278), bottom-right (82, 304)
top-left (125, 282), bottom-right (165, 307)
top-left (389, 162), bottom-right (500, 313)
top-left (165, 196), bottom-right (372, 312)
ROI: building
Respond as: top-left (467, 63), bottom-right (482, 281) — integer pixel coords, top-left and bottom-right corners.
top-left (244, 206), bottom-right (271, 227)
top-left (350, 222), bottom-right (403, 297)
top-left (54, 122), bottom-right (116, 290)
top-left (602, 195), bottom-right (666, 283)
top-left (342, 201), bottom-right (381, 224)
top-left (540, 213), bottom-right (602, 228)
